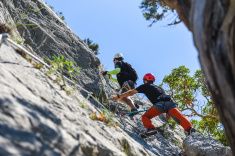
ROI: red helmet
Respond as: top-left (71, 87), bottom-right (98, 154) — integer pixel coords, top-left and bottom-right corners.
top-left (143, 73), bottom-right (155, 82)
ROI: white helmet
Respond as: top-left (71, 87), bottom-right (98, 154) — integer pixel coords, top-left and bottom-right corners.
top-left (113, 53), bottom-right (124, 60)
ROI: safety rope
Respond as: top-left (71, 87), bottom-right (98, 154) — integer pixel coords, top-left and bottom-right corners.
top-left (103, 75), bottom-right (126, 129)
top-left (120, 109), bottom-right (147, 117)
top-left (103, 75), bottom-right (114, 90)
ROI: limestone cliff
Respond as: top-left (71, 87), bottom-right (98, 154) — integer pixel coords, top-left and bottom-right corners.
top-left (0, 0), bottom-right (106, 98)
top-left (0, 0), bottom-right (232, 156)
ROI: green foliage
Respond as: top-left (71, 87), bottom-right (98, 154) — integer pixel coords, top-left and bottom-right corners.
top-left (168, 118), bottom-right (177, 129)
top-left (90, 111), bottom-right (98, 120)
top-left (49, 5), bottom-right (54, 10)
top-left (139, 0), bottom-right (178, 26)
top-left (25, 54), bottom-right (32, 63)
top-left (158, 123), bottom-right (169, 138)
top-left (102, 110), bottom-right (117, 126)
top-left (56, 11), bottom-right (65, 21)
top-left (63, 81), bottom-right (77, 95)
top-left (126, 107), bottom-right (131, 112)
top-left (45, 55), bottom-right (81, 95)
top-left (161, 65), bottom-right (227, 146)
top-left (160, 65), bottom-right (197, 111)
top-left (45, 55), bottom-right (65, 76)
top-left (45, 55), bottom-right (82, 86)
top-left (5, 4), bottom-right (40, 41)
top-left (34, 62), bottom-right (43, 69)
top-left (191, 119), bottom-right (228, 146)
top-left (12, 37), bottom-right (25, 45)
top-left (16, 49), bottom-right (34, 63)
top-left (121, 139), bottom-right (131, 156)
top-left (49, 5), bottom-right (65, 21)
top-left (64, 61), bottom-right (82, 79)
top-left (90, 110), bottom-right (119, 127)
top-left (11, 5), bottom-right (39, 30)
top-left (95, 90), bottom-right (104, 104)
top-left (84, 38), bottom-right (100, 55)
top-left (78, 100), bottom-right (87, 108)
top-left (174, 140), bottom-right (181, 147)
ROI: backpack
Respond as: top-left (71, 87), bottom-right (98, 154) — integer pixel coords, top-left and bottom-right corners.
top-left (123, 62), bottom-right (138, 82)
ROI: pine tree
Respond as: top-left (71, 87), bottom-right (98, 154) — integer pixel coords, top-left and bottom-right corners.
top-left (84, 38), bottom-right (99, 55)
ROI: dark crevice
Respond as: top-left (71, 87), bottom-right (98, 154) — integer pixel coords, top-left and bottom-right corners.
top-left (0, 61), bottom-right (36, 69)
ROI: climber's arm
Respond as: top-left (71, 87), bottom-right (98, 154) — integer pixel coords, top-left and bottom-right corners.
top-left (110, 76), bottom-right (118, 83)
top-left (101, 68), bottom-right (120, 83)
top-left (107, 68), bottom-right (120, 75)
top-left (111, 89), bottom-right (138, 102)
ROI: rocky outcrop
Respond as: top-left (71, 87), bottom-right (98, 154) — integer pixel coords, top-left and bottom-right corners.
top-left (0, 42), bottom-right (186, 155)
top-left (0, 0), bottom-right (107, 98)
top-left (183, 133), bottom-right (232, 156)
top-left (0, 42), bottom-right (139, 156)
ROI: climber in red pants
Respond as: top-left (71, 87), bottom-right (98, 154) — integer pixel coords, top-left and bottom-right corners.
top-left (111, 73), bottom-right (195, 138)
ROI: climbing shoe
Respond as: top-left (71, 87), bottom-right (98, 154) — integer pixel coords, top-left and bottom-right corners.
top-left (140, 128), bottom-right (158, 138)
top-left (128, 108), bottom-right (139, 117)
top-left (134, 103), bottom-right (140, 109)
top-left (188, 127), bottom-right (196, 135)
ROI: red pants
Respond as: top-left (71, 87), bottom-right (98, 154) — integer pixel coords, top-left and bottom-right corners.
top-left (142, 106), bottom-right (192, 131)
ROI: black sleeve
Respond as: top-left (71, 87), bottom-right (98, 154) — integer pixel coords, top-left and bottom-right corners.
top-left (135, 84), bottom-right (147, 93)
top-left (115, 61), bottom-right (122, 69)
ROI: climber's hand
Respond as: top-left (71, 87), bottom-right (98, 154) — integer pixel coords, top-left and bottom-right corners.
top-left (111, 96), bottom-right (118, 102)
top-left (102, 71), bottom-right (108, 76)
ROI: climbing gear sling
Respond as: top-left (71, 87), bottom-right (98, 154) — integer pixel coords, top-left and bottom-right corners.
top-left (120, 109), bottom-right (147, 117)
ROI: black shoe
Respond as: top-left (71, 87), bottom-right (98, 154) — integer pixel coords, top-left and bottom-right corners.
top-left (129, 108), bottom-right (138, 117)
top-left (188, 127), bottom-right (196, 135)
top-left (134, 103), bottom-right (140, 109)
top-left (140, 128), bottom-right (158, 138)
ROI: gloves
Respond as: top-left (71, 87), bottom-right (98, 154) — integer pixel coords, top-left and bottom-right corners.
top-left (102, 71), bottom-right (108, 76)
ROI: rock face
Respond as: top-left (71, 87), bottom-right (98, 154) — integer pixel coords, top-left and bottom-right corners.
top-left (0, 0), bottom-right (107, 98)
top-left (0, 0), bottom-right (232, 155)
top-left (183, 133), bottom-right (232, 156)
top-left (0, 42), bottom-right (184, 155)
top-left (0, 42), bottom-right (138, 156)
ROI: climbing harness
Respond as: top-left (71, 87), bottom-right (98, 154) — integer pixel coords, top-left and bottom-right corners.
top-left (120, 81), bottom-right (131, 91)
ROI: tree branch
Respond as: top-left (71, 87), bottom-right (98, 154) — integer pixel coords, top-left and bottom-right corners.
top-left (183, 107), bottom-right (220, 120)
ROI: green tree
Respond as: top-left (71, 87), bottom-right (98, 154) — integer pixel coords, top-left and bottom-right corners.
top-left (48, 5), bottom-right (65, 21)
top-left (160, 65), bottom-right (227, 146)
top-left (139, 0), bottom-right (178, 27)
top-left (57, 11), bottom-right (65, 21)
top-left (84, 38), bottom-right (99, 55)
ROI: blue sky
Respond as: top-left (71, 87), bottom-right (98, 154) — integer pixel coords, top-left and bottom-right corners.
top-left (43, 0), bottom-right (201, 86)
